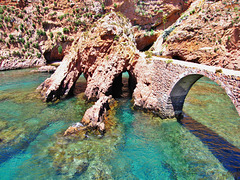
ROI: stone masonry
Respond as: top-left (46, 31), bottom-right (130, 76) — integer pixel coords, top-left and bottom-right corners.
top-left (138, 57), bottom-right (240, 119)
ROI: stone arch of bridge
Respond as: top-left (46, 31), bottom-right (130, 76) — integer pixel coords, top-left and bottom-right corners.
top-left (169, 73), bottom-right (236, 118)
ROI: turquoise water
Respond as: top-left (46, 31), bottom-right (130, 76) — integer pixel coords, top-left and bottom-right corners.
top-left (0, 69), bottom-right (239, 179)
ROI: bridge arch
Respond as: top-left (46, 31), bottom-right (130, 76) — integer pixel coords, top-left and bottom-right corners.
top-left (169, 73), bottom-right (236, 118)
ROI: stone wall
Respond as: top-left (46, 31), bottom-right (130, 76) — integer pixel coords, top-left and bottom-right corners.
top-left (148, 58), bottom-right (240, 118)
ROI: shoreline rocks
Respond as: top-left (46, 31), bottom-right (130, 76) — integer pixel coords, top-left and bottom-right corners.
top-left (0, 58), bottom-right (45, 71)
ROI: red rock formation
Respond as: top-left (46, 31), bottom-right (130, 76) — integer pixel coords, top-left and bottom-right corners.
top-left (81, 95), bottom-right (114, 133)
top-left (153, 0), bottom-right (240, 70)
top-left (37, 12), bottom-right (138, 102)
top-left (109, 0), bottom-right (194, 30)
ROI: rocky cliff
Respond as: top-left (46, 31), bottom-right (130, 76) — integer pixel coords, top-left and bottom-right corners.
top-left (152, 0), bottom-right (240, 70)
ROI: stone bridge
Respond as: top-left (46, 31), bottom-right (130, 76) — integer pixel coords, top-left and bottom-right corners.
top-left (148, 57), bottom-right (240, 119)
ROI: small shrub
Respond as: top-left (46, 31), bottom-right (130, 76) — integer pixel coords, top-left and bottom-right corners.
top-left (44, 7), bottom-right (49, 11)
top-left (9, 34), bottom-right (14, 40)
top-left (0, 7), bottom-right (4, 14)
top-left (20, 38), bottom-right (25, 44)
top-left (145, 51), bottom-right (152, 58)
top-left (36, 5), bottom-right (40, 13)
top-left (166, 59), bottom-right (173, 64)
top-left (33, 42), bottom-right (39, 49)
top-left (18, 13), bottom-right (23, 18)
top-left (190, 9), bottom-right (195, 15)
top-left (63, 27), bottom-right (69, 34)
top-left (37, 53), bottom-right (41, 58)
top-left (150, 29), bottom-right (154, 36)
top-left (50, 32), bottom-right (53, 39)
top-left (114, 35), bottom-right (119, 41)
top-left (13, 51), bottom-right (21, 57)
top-left (26, 41), bottom-right (30, 48)
top-left (58, 45), bottom-right (63, 54)
top-left (37, 29), bottom-right (46, 36)
top-left (61, 35), bottom-right (64, 41)
top-left (58, 15), bottom-right (64, 21)
top-left (102, 3), bottom-right (105, 11)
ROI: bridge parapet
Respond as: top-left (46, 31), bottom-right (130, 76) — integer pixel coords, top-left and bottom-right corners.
top-left (149, 57), bottom-right (240, 118)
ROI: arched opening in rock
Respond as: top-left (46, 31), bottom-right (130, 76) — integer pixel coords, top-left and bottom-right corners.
top-left (107, 71), bottom-right (136, 98)
top-left (73, 74), bottom-right (87, 96)
top-left (43, 50), bottom-right (64, 65)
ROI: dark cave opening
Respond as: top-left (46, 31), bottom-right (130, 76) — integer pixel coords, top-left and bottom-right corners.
top-left (108, 71), bottom-right (136, 99)
top-left (43, 50), bottom-right (64, 65)
top-left (139, 42), bottom-right (154, 52)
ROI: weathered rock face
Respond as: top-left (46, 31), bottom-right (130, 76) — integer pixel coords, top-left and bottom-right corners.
top-left (64, 96), bottom-right (114, 136)
top-left (109, 0), bottom-right (194, 30)
top-left (153, 0), bottom-right (240, 70)
top-left (131, 54), bottom-right (158, 111)
top-left (37, 12), bottom-right (138, 102)
top-left (0, 58), bottom-right (45, 71)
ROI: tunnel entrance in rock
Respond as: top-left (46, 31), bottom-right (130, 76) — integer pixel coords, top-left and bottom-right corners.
top-left (72, 74), bottom-right (87, 96)
top-left (108, 71), bottom-right (136, 98)
top-left (43, 50), bottom-right (64, 65)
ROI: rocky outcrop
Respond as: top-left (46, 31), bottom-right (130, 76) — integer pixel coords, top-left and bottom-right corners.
top-left (64, 96), bottom-right (115, 136)
top-left (0, 58), bottom-right (45, 71)
top-left (152, 0), bottom-right (240, 70)
top-left (37, 12), bottom-right (140, 136)
top-left (109, 0), bottom-right (194, 30)
top-left (37, 12), bottom-right (138, 102)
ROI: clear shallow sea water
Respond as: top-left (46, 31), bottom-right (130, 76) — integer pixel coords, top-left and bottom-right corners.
top-left (0, 69), bottom-right (239, 179)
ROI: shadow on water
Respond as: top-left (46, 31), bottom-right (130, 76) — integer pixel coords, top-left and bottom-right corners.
top-left (178, 113), bottom-right (240, 180)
